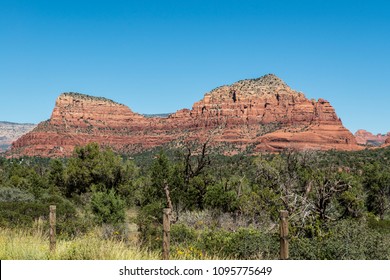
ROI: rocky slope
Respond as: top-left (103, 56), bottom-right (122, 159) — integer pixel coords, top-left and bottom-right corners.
top-left (354, 129), bottom-right (389, 146)
top-left (10, 74), bottom-right (361, 157)
top-left (0, 122), bottom-right (36, 152)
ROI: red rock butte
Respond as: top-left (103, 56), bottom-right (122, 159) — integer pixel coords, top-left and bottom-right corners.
top-left (11, 74), bottom-right (362, 157)
top-left (354, 129), bottom-right (389, 146)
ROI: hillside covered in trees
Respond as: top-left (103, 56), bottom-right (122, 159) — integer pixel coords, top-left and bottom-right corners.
top-left (1, 143), bottom-right (390, 259)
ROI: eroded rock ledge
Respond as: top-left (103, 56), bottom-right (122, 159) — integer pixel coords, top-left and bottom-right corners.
top-left (11, 74), bottom-right (361, 157)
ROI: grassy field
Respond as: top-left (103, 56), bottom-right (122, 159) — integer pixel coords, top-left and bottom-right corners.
top-left (0, 227), bottom-right (161, 260)
top-left (0, 207), bottom-right (222, 260)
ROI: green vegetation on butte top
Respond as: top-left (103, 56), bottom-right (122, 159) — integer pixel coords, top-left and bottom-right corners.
top-left (61, 92), bottom-right (125, 106)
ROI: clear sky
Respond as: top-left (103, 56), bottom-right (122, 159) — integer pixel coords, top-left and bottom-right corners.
top-left (1, 0), bottom-right (389, 134)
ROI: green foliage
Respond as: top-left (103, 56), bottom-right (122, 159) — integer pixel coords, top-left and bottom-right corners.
top-left (146, 150), bottom-right (170, 205)
top-left (198, 228), bottom-right (233, 257)
top-left (367, 214), bottom-right (390, 234)
top-left (363, 163), bottom-right (390, 219)
top-left (0, 201), bottom-right (47, 228)
top-left (90, 189), bottom-right (125, 226)
top-left (137, 150), bottom-right (173, 248)
top-left (48, 159), bottom-right (65, 192)
top-left (0, 187), bottom-right (35, 202)
top-left (137, 201), bottom-right (164, 249)
top-left (64, 143), bottom-right (133, 197)
top-left (227, 228), bottom-right (278, 259)
top-left (3, 144), bottom-right (390, 259)
top-left (171, 223), bottom-right (197, 244)
top-left (204, 182), bottom-right (238, 212)
top-left (290, 219), bottom-right (390, 259)
top-left (115, 160), bottom-right (140, 206)
top-left (0, 194), bottom-right (81, 238)
top-left (173, 227), bottom-right (278, 260)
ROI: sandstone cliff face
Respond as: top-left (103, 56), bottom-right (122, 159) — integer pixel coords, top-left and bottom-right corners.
top-left (10, 74), bottom-right (361, 157)
top-left (189, 75), bottom-right (339, 126)
top-left (0, 122), bottom-right (36, 152)
top-left (354, 129), bottom-right (389, 146)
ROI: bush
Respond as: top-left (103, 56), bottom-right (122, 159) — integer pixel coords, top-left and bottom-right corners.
top-left (227, 228), bottom-right (278, 259)
top-left (90, 189), bottom-right (125, 226)
top-left (0, 194), bottom-right (88, 238)
top-left (204, 183), bottom-right (238, 212)
top-left (197, 227), bottom-right (278, 259)
top-left (0, 187), bottom-right (34, 202)
top-left (137, 201), bottom-right (164, 250)
top-left (171, 223), bottom-right (196, 244)
top-left (0, 202), bottom-right (47, 228)
top-left (290, 219), bottom-right (390, 259)
top-left (367, 214), bottom-right (390, 234)
top-left (198, 228), bottom-right (233, 257)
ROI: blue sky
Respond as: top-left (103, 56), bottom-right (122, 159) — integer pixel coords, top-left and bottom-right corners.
top-left (1, 0), bottom-right (389, 134)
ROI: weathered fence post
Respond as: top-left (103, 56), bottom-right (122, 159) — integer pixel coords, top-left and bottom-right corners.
top-left (50, 205), bottom-right (56, 253)
top-left (163, 208), bottom-right (171, 260)
top-left (280, 210), bottom-right (289, 260)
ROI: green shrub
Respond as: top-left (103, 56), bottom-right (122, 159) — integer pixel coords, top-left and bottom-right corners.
top-left (198, 228), bottom-right (232, 257)
top-left (0, 194), bottom-right (88, 238)
top-left (367, 214), bottom-right (390, 234)
top-left (0, 187), bottom-right (34, 202)
top-left (0, 202), bottom-right (47, 228)
top-left (204, 183), bottom-right (238, 212)
top-left (197, 228), bottom-right (278, 259)
top-left (171, 223), bottom-right (196, 244)
top-left (290, 219), bottom-right (390, 259)
top-left (227, 228), bottom-right (278, 259)
top-left (137, 201), bottom-right (164, 250)
top-left (90, 189), bottom-right (125, 226)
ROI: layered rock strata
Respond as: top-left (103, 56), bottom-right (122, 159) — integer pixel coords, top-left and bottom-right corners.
top-left (354, 129), bottom-right (389, 146)
top-left (0, 122), bottom-right (36, 152)
top-left (11, 74), bottom-right (361, 157)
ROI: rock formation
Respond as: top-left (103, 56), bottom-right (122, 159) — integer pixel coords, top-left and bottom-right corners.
top-left (354, 129), bottom-right (389, 146)
top-left (10, 74), bottom-right (362, 157)
top-left (0, 122), bottom-right (36, 152)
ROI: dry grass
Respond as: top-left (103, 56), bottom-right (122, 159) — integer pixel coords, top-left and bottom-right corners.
top-left (0, 227), bottom-right (160, 260)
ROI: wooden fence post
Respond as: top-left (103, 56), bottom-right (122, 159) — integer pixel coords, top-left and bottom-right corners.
top-left (163, 208), bottom-right (171, 260)
top-left (280, 210), bottom-right (289, 260)
top-left (50, 205), bottom-right (56, 253)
